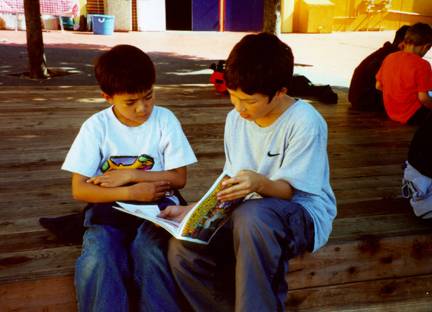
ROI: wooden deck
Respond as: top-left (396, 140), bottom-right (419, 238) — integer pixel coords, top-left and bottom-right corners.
top-left (0, 85), bottom-right (431, 311)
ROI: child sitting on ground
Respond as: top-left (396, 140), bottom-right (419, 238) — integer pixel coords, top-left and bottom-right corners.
top-left (402, 111), bottom-right (432, 219)
top-left (349, 25), bottom-right (409, 111)
top-left (62, 44), bottom-right (196, 311)
top-left (376, 23), bottom-right (432, 124)
top-left (161, 32), bottom-right (336, 311)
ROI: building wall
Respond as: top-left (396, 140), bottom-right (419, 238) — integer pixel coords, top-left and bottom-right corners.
top-left (393, 0), bottom-right (432, 15)
top-left (73, 0), bottom-right (432, 33)
top-left (79, 0), bottom-right (87, 16)
top-left (105, 0), bottom-right (132, 31)
top-left (329, 0), bottom-right (431, 32)
top-left (329, 0), bottom-right (432, 18)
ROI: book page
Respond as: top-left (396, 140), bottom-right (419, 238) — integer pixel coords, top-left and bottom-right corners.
top-left (113, 202), bottom-right (180, 236)
top-left (113, 172), bottom-right (242, 244)
top-left (179, 173), bottom-right (242, 243)
top-left (116, 202), bottom-right (160, 216)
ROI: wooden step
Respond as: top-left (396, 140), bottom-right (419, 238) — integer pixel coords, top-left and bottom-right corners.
top-left (287, 274), bottom-right (432, 311)
top-left (1, 226), bottom-right (431, 311)
top-left (0, 85), bottom-right (428, 310)
top-left (1, 201), bottom-right (430, 285)
top-left (0, 276), bottom-right (76, 312)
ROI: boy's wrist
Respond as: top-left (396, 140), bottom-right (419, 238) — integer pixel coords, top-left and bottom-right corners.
top-left (129, 169), bottom-right (138, 183)
top-left (255, 174), bottom-right (267, 195)
top-left (125, 184), bottom-right (136, 201)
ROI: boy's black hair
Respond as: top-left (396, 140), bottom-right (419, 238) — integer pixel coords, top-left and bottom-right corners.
top-left (392, 25), bottom-right (410, 46)
top-left (95, 45), bottom-right (155, 96)
top-left (403, 23), bottom-right (432, 46)
top-left (224, 32), bottom-right (294, 101)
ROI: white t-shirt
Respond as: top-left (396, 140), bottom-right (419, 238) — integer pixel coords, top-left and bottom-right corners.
top-left (62, 105), bottom-right (197, 203)
top-left (223, 100), bottom-right (336, 251)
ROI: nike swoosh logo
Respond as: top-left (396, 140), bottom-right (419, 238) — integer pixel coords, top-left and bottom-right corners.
top-left (267, 151), bottom-right (280, 157)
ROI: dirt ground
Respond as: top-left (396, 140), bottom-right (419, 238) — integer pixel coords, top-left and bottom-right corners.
top-left (1, 29), bottom-right (431, 88)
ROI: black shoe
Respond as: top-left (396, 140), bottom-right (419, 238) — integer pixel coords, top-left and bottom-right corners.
top-left (39, 213), bottom-right (85, 244)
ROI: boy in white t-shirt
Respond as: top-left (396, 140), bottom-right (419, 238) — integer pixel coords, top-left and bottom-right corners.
top-left (161, 33), bottom-right (336, 311)
top-left (62, 45), bottom-right (196, 311)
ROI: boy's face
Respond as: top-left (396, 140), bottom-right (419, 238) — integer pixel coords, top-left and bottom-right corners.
top-left (103, 89), bottom-right (155, 126)
top-left (227, 88), bottom-right (284, 125)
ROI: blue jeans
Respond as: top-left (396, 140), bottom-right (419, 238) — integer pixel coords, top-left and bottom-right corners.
top-left (168, 198), bottom-right (315, 312)
top-left (75, 205), bottom-right (184, 312)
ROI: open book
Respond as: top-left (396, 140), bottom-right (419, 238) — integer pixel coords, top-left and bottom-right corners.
top-left (113, 172), bottom-right (242, 244)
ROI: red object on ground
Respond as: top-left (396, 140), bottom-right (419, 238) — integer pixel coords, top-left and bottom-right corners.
top-left (210, 71), bottom-right (227, 94)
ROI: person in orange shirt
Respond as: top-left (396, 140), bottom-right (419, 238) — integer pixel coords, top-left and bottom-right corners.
top-left (376, 23), bottom-right (432, 125)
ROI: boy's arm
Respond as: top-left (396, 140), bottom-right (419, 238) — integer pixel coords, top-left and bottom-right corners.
top-left (418, 91), bottom-right (432, 109)
top-left (72, 173), bottom-right (171, 203)
top-left (87, 167), bottom-right (187, 189)
top-left (217, 170), bottom-right (294, 202)
top-left (131, 167), bottom-right (187, 189)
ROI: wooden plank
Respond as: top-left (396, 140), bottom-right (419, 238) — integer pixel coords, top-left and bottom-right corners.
top-left (331, 164), bottom-right (403, 179)
top-left (0, 195), bottom-right (424, 256)
top-left (0, 213), bottom-right (430, 281)
top-left (0, 246), bottom-right (80, 283)
top-left (0, 275), bottom-right (76, 312)
top-left (0, 204), bottom-right (425, 245)
top-left (330, 214), bottom-right (432, 241)
top-left (286, 274), bottom-right (432, 311)
top-left (1, 265), bottom-right (431, 312)
top-left (335, 299), bottom-right (432, 312)
top-left (288, 233), bottom-right (432, 289)
top-left (0, 231), bottom-right (72, 254)
top-left (336, 198), bottom-right (411, 218)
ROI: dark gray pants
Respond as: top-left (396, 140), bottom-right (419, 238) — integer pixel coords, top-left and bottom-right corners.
top-left (168, 198), bottom-right (315, 312)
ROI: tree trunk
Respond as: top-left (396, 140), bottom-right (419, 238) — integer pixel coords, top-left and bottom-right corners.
top-left (263, 0), bottom-right (280, 34)
top-left (24, 0), bottom-right (49, 79)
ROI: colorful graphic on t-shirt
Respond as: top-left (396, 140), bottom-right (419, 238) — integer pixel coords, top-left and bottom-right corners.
top-left (101, 154), bottom-right (154, 173)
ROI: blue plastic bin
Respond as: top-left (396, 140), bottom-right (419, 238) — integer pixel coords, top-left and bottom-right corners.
top-left (92, 14), bottom-right (115, 35)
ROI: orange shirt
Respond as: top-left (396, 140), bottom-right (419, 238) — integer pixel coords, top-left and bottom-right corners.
top-left (376, 51), bottom-right (432, 124)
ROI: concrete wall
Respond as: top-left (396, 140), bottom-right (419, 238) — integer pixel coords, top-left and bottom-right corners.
top-left (105, 0), bottom-right (132, 31)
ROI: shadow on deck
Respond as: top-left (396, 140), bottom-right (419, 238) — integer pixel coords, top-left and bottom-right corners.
top-left (0, 85), bottom-right (431, 311)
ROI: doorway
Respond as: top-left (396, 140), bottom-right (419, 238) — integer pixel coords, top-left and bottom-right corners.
top-left (166, 0), bottom-right (192, 30)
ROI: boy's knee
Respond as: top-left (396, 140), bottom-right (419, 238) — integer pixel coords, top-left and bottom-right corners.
top-left (232, 199), bottom-right (272, 229)
top-left (83, 225), bottom-right (118, 251)
top-left (167, 238), bottom-right (183, 269)
top-left (78, 226), bottom-right (124, 272)
top-left (167, 239), bottom-right (201, 274)
top-left (231, 199), bottom-right (283, 243)
top-left (76, 247), bottom-right (107, 284)
top-left (76, 250), bottom-right (103, 284)
top-left (132, 223), bottom-right (168, 262)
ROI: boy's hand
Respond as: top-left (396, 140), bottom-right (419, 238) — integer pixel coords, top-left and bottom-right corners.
top-left (158, 204), bottom-right (195, 222)
top-left (129, 181), bottom-right (171, 202)
top-left (87, 169), bottom-right (135, 187)
top-left (218, 170), bottom-right (263, 201)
